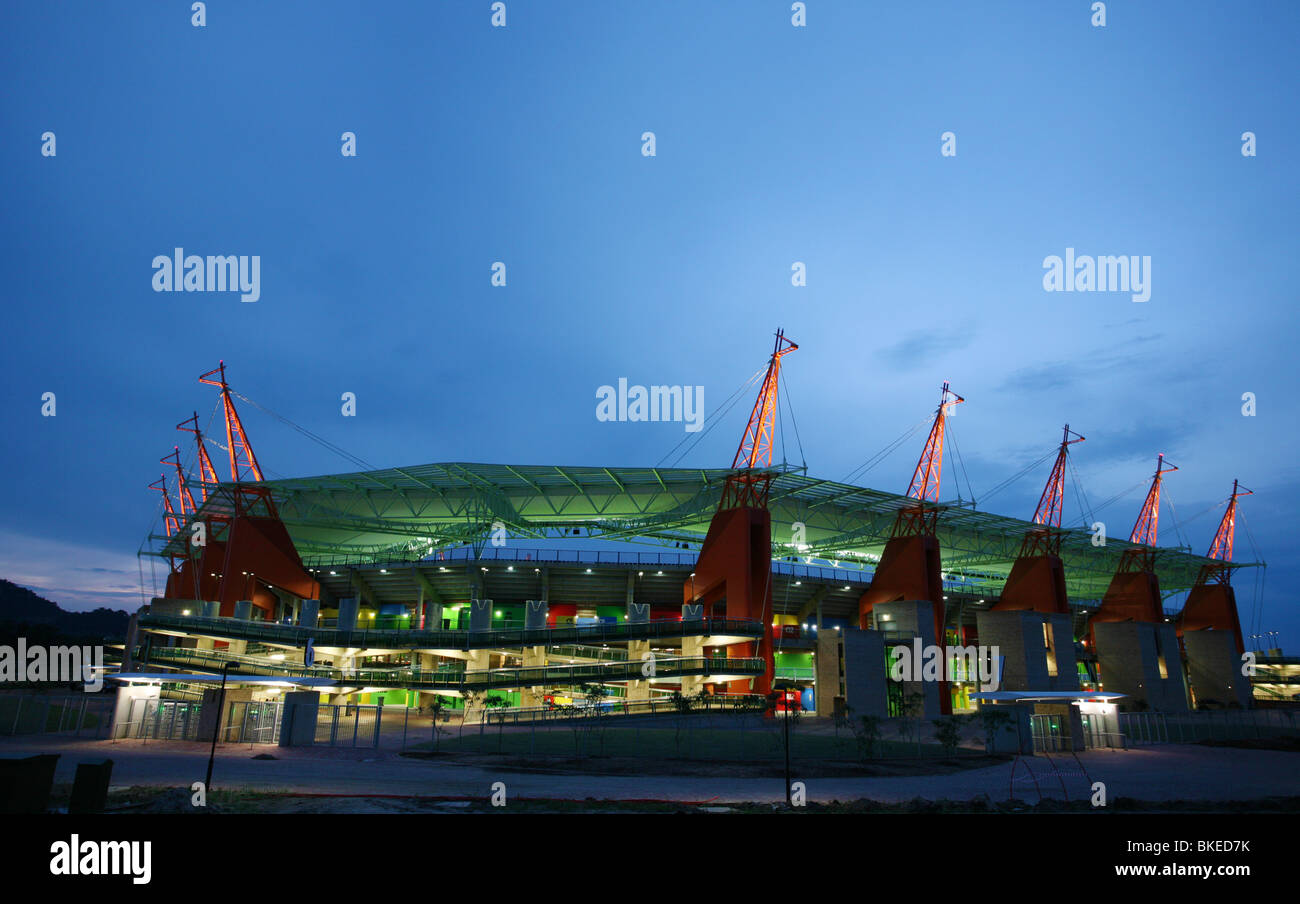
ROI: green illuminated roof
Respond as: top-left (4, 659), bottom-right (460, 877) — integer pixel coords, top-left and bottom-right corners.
top-left (152, 462), bottom-right (1255, 601)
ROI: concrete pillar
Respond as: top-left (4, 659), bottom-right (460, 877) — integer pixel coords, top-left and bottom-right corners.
top-left (842, 627), bottom-right (888, 718)
top-left (1183, 630), bottom-right (1252, 708)
top-left (524, 599), bottom-right (548, 630)
top-left (627, 602), bottom-right (650, 624)
top-left (976, 610), bottom-right (1078, 693)
top-left (299, 599), bottom-right (320, 628)
top-left (680, 634), bottom-right (704, 696)
top-left (469, 599), bottom-right (492, 633)
top-left (1094, 621), bottom-right (1190, 712)
top-left (202, 600), bottom-right (220, 618)
top-left (627, 639), bottom-right (652, 701)
top-left (234, 599), bottom-right (252, 620)
top-left (521, 645), bottom-right (547, 708)
top-left (814, 629), bottom-right (841, 716)
top-left (278, 691), bottom-right (320, 747)
top-left (337, 597), bottom-right (359, 632)
top-left (682, 603), bottom-right (703, 621)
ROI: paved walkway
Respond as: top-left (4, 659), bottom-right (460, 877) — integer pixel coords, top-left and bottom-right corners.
top-left (2, 736), bottom-right (1297, 804)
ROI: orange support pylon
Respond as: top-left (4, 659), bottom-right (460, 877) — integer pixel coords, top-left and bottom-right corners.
top-left (859, 382), bottom-right (964, 715)
top-left (163, 363), bottom-right (318, 615)
top-left (992, 425), bottom-right (1084, 616)
top-left (1177, 481), bottom-right (1252, 655)
top-left (1087, 455), bottom-right (1178, 640)
top-left (687, 330), bottom-right (797, 698)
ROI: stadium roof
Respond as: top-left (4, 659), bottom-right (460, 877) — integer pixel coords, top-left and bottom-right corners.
top-left (151, 462), bottom-right (1255, 601)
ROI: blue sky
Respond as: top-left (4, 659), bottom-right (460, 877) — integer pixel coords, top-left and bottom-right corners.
top-left (1, 2), bottom-right (1296, 647)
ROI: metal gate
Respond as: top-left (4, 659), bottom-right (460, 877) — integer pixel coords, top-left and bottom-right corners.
top-left (313, 703), bottom-right (383, 747)
top-left (1029, 714), bottom-right (1066, 752)
top-left (117, 699), bottom-right (284, 743)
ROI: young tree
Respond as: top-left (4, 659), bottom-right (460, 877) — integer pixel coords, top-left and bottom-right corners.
top-left (973, 706), bottom-right (1012, 753)
top-left (428, 696), bottom-right (446, 751)
top-left (832, 701), bottom-right (851, 739)
top-left (848, 713), bottom-right (882, 760)
top-left (902, 690), bottom-right (926, 746)
top-left (581, 683), bottom-right (609, 755)
top-left (484, 694), bottom-right (511, 752)
top-left (671, 689), bottom-right (695, 755)
top-left (931, 716), bottom-right (961, 756)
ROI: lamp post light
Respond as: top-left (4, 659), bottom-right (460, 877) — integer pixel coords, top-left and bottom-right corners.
top-left (771, 679), bottom-right (797, 807)
top-left (204, 661), bottom-right (240, 792)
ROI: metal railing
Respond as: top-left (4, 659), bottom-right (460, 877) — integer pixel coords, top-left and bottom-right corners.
top-left (546, 644), bottom-right (629, 663)
top-left (142, 645), bottom-right (764, 690)
top-left (483, 693), bottom-right (767, 725)
top-left (304, 546), bottom-right (705, 570)
top-left (138, 612), bottom-right (764, 650)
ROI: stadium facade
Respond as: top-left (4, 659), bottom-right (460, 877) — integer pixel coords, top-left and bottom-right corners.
top-left (121, 345), bottom-right (1272, 747)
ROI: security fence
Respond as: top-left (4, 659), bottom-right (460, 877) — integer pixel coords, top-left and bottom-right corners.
top-left (314, 703), bottom-right (384, 747)
top-left (0, 694), bottom-right (114, 739)
top-left (1034, 708), bottom-right (1298, 753)
top-left (1118, 708), bottom-right (1299, 746)
top-left (108, 698), bottom-right (413, 749)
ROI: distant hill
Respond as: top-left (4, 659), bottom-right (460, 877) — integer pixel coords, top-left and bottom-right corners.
top-left (0, 579), bottom-right (131, 645)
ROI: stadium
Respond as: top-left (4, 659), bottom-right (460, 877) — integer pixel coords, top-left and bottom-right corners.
top-left (121, 336), bottom-right (1275, 750)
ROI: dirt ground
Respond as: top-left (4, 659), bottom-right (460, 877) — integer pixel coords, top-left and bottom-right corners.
top-left (401, 749), bottom-right (1011, 778)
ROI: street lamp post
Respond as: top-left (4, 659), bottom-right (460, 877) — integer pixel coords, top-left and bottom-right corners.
top-left (771, 680), bottom-right (795, 807)
top-left (204, 661), bottom-right (240, 792)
